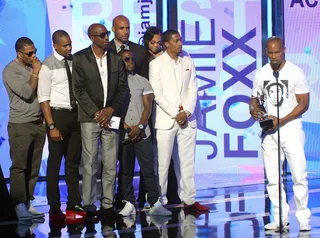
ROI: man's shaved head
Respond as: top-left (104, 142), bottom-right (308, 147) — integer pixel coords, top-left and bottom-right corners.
top-left (112, 15), bottom-right (129, 26)
top-left (88, 23), bottom-right (105, 36)
top-left (112, 15), bottom-right (130, 43)
top-left (266, 36), bottom-right (285, 50)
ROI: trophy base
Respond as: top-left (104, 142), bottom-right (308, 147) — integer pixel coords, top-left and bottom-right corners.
top-left (260, 118), bottom-right (273, 131)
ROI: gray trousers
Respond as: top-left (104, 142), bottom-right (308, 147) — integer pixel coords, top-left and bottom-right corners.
top-left (8, 122), bottom-right (46, 205)
top-left (80, 122), bottom-right (119, 209)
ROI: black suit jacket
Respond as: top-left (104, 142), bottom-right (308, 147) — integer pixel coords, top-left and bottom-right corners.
top-left (72, 46), bottom-right (128, 122)
top-left (107, 39), bottom-right (148, 78)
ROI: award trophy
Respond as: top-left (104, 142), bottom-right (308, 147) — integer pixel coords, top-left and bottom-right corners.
top-left (257, 92), bottom-right (273, 131)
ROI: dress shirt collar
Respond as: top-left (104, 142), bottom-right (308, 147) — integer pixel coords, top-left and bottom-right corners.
top-left (54, 51), bottom-right (65, 62)
top-left (114, 38), bottom-right (129, 52)
top-left (164, 51), bottom-right (181, 64)
top-left (91, 45), bottom-right (107, 59)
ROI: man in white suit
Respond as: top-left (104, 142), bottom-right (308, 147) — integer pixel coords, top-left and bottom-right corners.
top-left (149, 29), bottom-right (209, 212)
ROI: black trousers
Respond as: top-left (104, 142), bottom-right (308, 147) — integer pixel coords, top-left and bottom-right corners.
top-left (118, 136), bottom-right (159, 206)
top-left (46, 108), bottom-right (82, 207)
top-left (8, 121), bottom-right (46, 205)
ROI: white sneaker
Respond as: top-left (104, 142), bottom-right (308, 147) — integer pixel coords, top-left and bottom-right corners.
top-left (119, 201), bottom-right (136, 217)
top-left (300, 223), bottom-right (311, 231)
top-left (149, 199), bottom-right (172, 216)
top-left (28, 203), bottom-right (45, 218)
top-left (144, 193), bottom-right (150, 210)
top-left (264, 221), bottom-right (289, 230)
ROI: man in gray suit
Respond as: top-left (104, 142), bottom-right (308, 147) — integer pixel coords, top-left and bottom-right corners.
top-left (72, 23), bottom-right (128, 216)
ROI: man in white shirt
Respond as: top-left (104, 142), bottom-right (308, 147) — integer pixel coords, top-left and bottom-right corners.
top-left (149, 30), bottom-right (209, 213)
top-left (250, 36), bottom-right (311, 231)
top-left (38, 30), bottom-right (85, 221)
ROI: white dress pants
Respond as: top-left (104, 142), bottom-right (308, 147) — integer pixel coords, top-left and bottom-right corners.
top-left (262, 127), bottom-right (311, 224)
top-left (156, 122), bottom-right (197, 205)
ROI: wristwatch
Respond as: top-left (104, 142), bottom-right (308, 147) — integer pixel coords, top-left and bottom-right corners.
top-left (48, 123), bottom-right (55, 130)
top-left (138, 124), bottom-right (146, 131)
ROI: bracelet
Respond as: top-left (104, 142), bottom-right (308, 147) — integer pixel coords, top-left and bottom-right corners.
top-left (31, 73), bottom-right (39, 78)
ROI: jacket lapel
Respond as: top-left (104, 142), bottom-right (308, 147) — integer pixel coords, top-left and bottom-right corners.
top-left (87, 46), bottom-right (104, 99)
top-left (107, 40), bottom-right (117, 52)
top-left (106, 52), bottom-right (111, 107)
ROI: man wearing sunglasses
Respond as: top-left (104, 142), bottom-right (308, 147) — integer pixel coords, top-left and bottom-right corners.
top-left (117, 49), bottom-right (171, 217)
top-left (107, 15), bottom-right (148, 79)
top-left (72, 23), bottom-right (128, 217)
top-left (2, 37), bottom-right (46, 221)
top-left (38, 30), bottom-right (85, 221)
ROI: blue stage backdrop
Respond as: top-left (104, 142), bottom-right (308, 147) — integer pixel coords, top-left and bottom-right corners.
top-left (178, 0), bottom-right (264, 188)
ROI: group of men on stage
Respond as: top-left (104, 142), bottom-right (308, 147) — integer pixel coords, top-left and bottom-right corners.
top-left (2, 15), bottom-right (209, 225)
top-left (2, 14), bottom-right (311, 232)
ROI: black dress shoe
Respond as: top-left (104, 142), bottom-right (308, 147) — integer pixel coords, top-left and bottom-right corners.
top-left (101, 207), bottom-right (121, 222)
top-left (84, 204), bottom-right (97, 212)
top-left (49, 209), bottom-right (66, 221)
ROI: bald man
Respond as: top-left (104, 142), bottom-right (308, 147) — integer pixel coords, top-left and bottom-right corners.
top-left (250, 36), bottom-right (311, 231)
top-left (107, 15), bottom-right (148, 78)
top-left (72, 23), bottom-right (128, 216)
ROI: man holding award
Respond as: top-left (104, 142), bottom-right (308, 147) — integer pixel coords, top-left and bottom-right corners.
top-left (250, 36), bottom-right (311, 231)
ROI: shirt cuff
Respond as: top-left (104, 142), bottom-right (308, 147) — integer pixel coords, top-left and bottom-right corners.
top-left (38, 96), bottom-right (50, 104)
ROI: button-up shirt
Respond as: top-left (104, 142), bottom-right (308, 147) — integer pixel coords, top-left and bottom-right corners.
top-left (114, 39), bottom-right (129, 53)
top-left (91, 46), bottom-right (108, 106)
top-left (124, 73), bottom-right (153, 139)
top-left (38, 51), bottom-right (73, 109)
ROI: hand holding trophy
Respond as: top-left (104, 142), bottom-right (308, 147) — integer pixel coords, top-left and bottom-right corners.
top-left (256, 92), bottom-right (274, 131)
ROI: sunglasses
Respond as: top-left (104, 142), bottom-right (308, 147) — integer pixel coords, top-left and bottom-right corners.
top-left (91, 31), bottom-right (110, 39)
top-left (124, 56), bottom-right (136, 63)
top-left (19, 48), bottom-right (37, 57)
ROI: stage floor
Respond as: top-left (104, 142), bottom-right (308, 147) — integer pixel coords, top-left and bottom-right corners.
top-left (1, 178), bottom-right (320, 238)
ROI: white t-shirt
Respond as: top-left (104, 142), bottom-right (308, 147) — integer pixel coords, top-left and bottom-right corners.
top-left (252, 61), bottom-right (309, 129)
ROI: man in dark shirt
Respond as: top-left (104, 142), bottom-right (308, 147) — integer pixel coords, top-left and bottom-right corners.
top-left (107, 15), bottom-right (148, 79)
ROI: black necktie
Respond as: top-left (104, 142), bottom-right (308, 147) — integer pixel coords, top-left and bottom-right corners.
top-left (64, 56), bottom-right (76, 109)
top-left (120, 44), bottom-right (125, 52)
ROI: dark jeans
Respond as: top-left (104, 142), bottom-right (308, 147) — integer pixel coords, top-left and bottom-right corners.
top-left (8, 121), bottom-right (46, 205)
top-left (118, 136), bottom-right (159, 206)
top-left (46, 108), bottom-right (82, 208)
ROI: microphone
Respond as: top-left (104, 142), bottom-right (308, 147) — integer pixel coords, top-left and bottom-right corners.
top-left (270, 62), bottom-right (280, 79)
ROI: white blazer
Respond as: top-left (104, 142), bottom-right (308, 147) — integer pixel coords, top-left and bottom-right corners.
top-left (149, 51), bottom-right (198, 130)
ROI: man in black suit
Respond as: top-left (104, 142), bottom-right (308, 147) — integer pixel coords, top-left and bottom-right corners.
top-left (107, 15), bottom-right (148, 79)
top-left (108, 15), bottom-right (150, 207)
top-left (72, 23), bottom-right (129, 215)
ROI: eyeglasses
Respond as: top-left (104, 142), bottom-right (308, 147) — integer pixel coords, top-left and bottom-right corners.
top-left (91, 31), bottom-right (110, 39)
top-left (124, 56), bottom-right (136, 63)
top-left (19, 48), bottom-right (37, 57)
